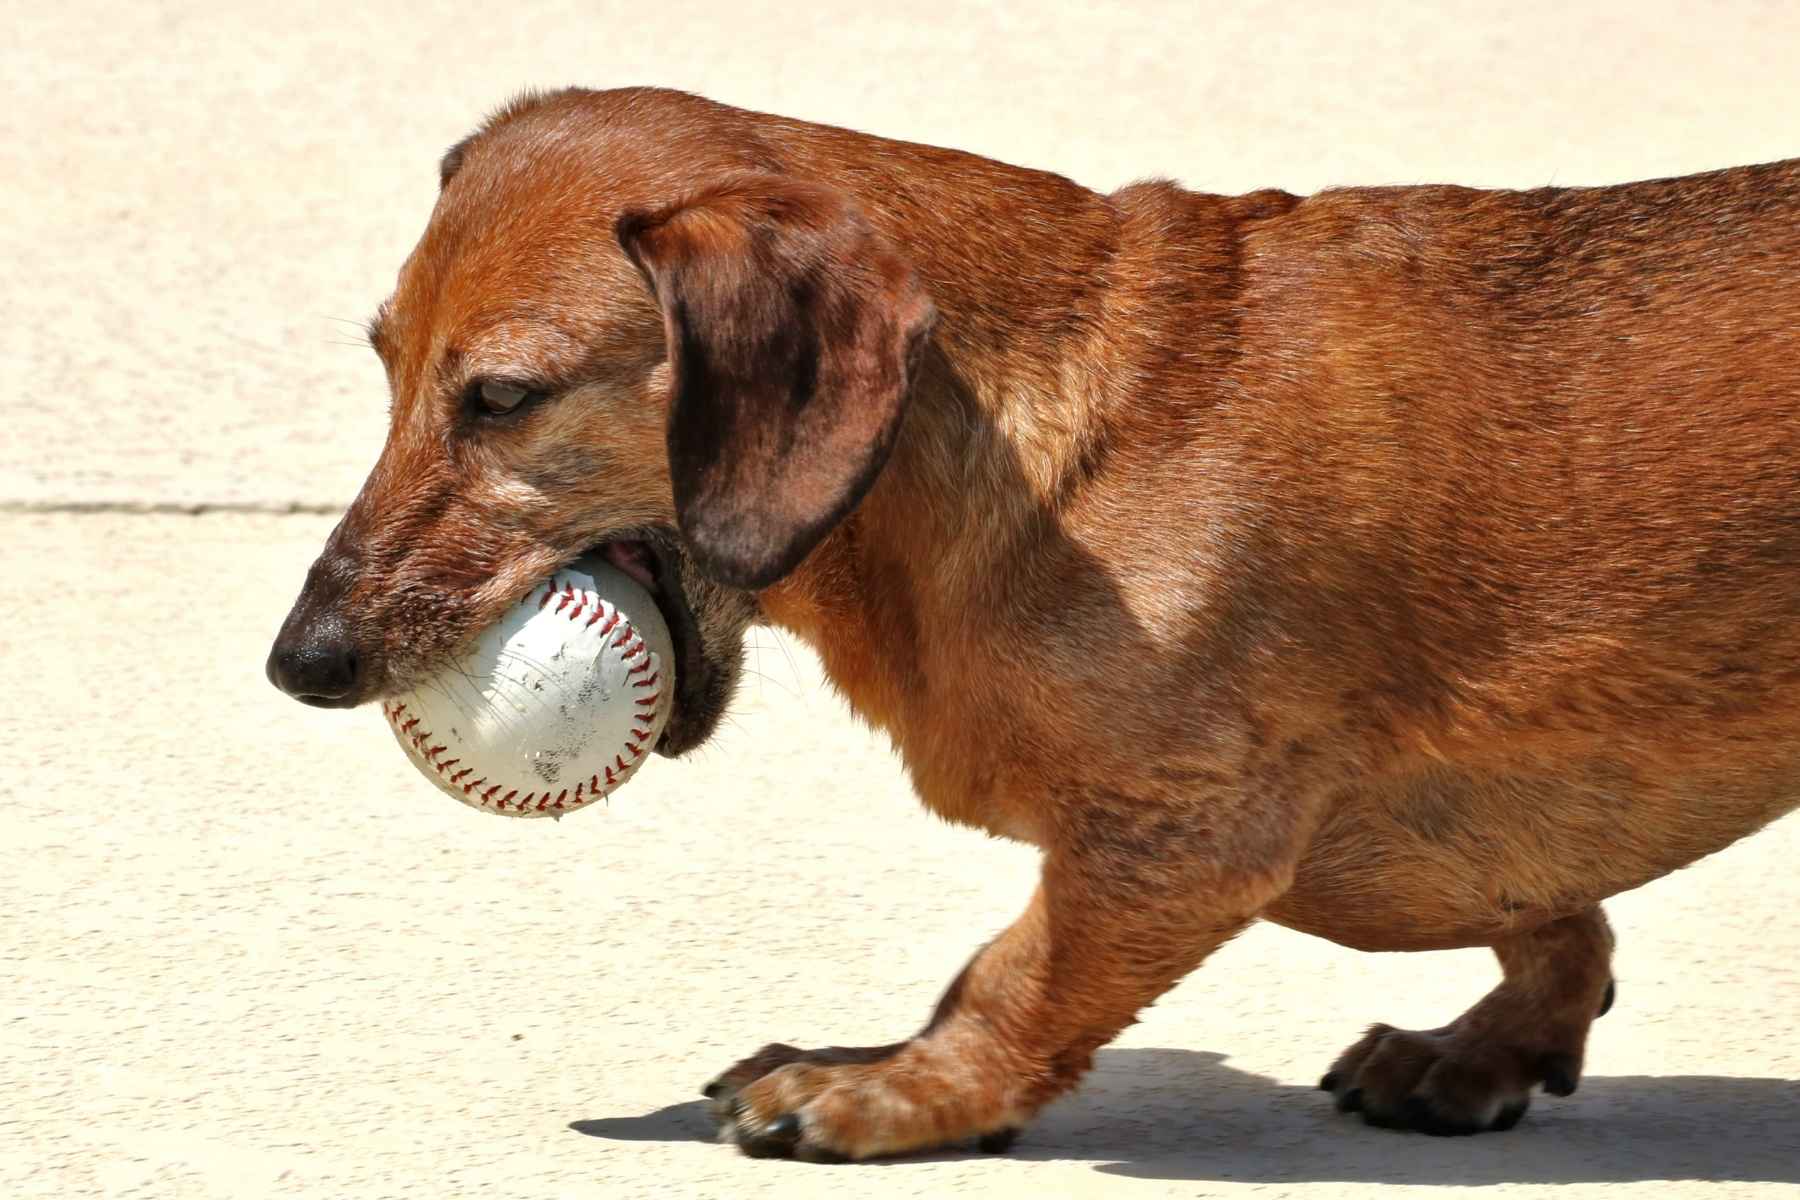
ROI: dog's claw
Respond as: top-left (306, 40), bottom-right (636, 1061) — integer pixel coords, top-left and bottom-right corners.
top-left (977, 1127), bottom-right (1021, 1154)
top-left (1598, 979), bottom-right (1616, 1018)
top-left (1491, 1098), bottom-right (1531, 1131)
top-left (1359, 1101), bottom-right (1400, 1129)
top-left (1539, 1053), bottom-right (1580, 1097)
top-left (1400, 1095), bottom-right (1478, 1136)
top-left (1319, 1071), bottom-right (1341, 1092)
top-left (1395, 1092), bottom-right (1532, 1136)
top-left (738, 1112), bottom-right (804, 1158)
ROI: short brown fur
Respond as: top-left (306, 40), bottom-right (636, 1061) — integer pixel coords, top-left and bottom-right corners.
top-left (270, 87), bottom-right (1800, 1158)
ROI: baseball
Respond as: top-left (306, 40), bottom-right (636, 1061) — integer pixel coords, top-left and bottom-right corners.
top-left (381, 557), bottom-right (675, 818)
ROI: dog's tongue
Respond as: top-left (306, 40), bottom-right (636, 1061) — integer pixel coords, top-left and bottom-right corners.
top-left (600, 540), bottom-right (657, 590)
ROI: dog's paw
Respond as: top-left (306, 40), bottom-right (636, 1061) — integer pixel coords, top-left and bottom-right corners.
top-left (701, 1040), bottom-right (1024, 1161)
top-left (1319, 1016), bottom-right (1601, 1136)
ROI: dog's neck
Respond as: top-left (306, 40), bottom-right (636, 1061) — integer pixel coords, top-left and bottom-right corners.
top-left (755, 157), bottom-right (1263, 763)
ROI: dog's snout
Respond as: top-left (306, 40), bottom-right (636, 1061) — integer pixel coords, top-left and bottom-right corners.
top-left (266, 617), bottom-right (361, 706)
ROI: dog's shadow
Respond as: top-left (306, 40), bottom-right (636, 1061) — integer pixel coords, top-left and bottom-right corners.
top-left (569, 1047), bottom-right (1800, 1184)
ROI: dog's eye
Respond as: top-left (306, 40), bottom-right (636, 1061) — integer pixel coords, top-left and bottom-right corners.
top-left (476, 381), bottom-right (535, 415)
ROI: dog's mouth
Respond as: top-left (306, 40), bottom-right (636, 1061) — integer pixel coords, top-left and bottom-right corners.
top-left (586, 530), bottom-right (712, 757)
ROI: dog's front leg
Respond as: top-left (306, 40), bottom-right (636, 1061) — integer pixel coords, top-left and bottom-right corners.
top-left (706, 834), bottom-right (1293, 1161)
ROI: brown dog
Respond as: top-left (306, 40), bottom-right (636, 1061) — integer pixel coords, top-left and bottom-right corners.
top-left (267, 87), bottom-right (1800, 1160)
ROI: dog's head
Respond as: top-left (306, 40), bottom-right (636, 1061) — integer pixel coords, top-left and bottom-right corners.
top-left (266, 89), bottom-right (935, 754)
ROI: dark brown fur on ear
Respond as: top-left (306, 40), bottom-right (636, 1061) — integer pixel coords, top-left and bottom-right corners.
top-left (438, 138), bottom-right (469, 189)
top-left (440, 90), bottom-right (558, 190)
top-left (616, 177), bottom-right (936, 590)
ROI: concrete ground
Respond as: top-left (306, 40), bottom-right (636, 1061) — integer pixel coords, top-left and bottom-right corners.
top-left (4, 2), bottom-right (1797, 1197)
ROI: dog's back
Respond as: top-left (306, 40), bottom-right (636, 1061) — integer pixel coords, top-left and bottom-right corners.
top-left (1205, 162), bottom-right (1800, 946)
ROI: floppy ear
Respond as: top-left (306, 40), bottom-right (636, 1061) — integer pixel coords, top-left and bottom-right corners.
top-left (616, 177), bottom-right (936, 590)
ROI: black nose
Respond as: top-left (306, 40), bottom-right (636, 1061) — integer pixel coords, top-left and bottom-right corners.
top-left (266, 623), bottom-right (361, 706)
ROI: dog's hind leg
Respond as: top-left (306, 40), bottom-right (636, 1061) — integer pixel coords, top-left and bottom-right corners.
top-left (1320, 905), bottom-right (1616, 1135)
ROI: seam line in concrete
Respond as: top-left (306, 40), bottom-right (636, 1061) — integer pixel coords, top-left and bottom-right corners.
top-left (0, 501), bottom-right (345, 516)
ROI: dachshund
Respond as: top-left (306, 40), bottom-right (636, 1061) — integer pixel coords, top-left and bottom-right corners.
top-left (269, 87), bottom-right (1800, 1159)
